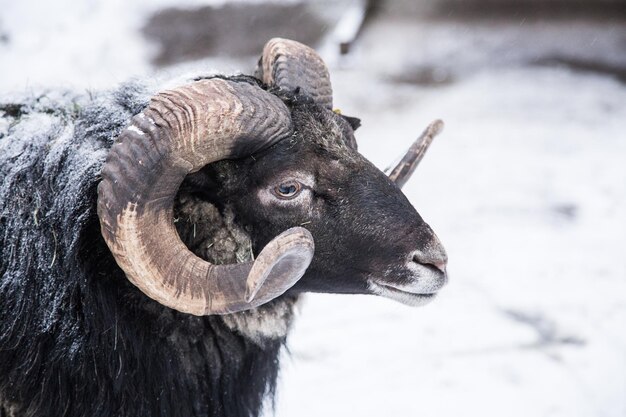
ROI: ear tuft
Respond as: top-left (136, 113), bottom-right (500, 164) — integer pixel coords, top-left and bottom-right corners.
top-left (341, 114), bottom-right (361, 131)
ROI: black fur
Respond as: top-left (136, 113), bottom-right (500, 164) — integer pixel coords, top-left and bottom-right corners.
top-left (0, 77), bottom-right (291, 417)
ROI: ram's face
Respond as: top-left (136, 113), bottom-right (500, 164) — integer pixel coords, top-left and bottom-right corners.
top-left (225, 104), bottom-right (448, 306)
top-left (99, 38), bottom-right (447, 315)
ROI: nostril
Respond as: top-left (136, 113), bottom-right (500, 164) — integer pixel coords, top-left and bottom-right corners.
top-left (412, 251), bottom-right (447, 274)
top-left (431, 260), bottom-right (447, 274)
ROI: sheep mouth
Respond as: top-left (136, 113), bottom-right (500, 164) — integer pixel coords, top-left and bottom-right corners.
top-left (368, 281), bottom-right (438, 307)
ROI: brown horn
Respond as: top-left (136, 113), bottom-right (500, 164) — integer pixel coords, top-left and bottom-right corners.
top-left (256, 38), bottom-right (333, 109)
top-left (97, 78), bottom-right (314, 316)
top-left (387, 120), bottom-right (444, 189)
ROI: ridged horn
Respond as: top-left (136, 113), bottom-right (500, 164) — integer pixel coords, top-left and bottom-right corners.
top-left (256, 38), bottom-right (333, 109)
top-left (387, 120), bottom-right (444, 189)
top-left (97, 78), bottom-right (315, 316)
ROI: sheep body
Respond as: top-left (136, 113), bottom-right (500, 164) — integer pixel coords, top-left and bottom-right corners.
top-left (0, 74), bottom-right (297, 417)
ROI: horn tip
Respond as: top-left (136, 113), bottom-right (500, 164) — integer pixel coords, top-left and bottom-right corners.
top-left (430, 119), bottom-right (445, 135)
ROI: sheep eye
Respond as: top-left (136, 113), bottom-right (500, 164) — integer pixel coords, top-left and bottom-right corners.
top-left (274, 181), bottom-right (302, 200)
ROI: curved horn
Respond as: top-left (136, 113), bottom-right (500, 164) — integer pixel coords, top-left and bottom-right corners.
top-left (387, 120), bottom-right (444, 189)
top-left (97, 78), bottom-right (314, 316)
top-left (256, 38), bottom-right (333, 109)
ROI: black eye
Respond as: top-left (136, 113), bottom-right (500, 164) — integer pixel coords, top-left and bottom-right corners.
top-left (273, 181), bottom-right (302, 200)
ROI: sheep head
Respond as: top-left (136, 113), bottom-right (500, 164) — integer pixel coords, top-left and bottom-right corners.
top-left (97, 38), bottom-right (447, 315)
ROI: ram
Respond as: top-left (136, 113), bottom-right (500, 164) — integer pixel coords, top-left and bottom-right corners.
top-left (0, 39), bottom-right (447, 417)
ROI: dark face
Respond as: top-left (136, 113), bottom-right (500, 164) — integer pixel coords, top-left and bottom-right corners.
top-left (195, 103), bottom-right (447, 306)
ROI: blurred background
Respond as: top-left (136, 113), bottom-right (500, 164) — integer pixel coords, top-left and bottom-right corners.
top-left (2, 0), bottom-right (625, 416)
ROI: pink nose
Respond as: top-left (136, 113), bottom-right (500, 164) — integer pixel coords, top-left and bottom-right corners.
top-left (412, 252), bottom-right (447, 273)
top-left (411, 236), bottom-right (448, 274)
top-left (431, 260), bottom-right (447, 274)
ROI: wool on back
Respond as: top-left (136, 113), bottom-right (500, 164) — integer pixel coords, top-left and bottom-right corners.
top-left (0, 77), bottom-right (296, 417)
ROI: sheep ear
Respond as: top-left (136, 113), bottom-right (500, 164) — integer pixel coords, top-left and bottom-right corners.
top-left (330, 111), bottom-right (359, 151)
top-left (341, 114), bottom-right (361, 131)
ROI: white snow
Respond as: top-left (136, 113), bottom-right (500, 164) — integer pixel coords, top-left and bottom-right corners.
top-left (1, 2), bottom-right (625, 417)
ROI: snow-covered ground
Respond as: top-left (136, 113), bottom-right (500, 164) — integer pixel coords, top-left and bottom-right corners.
top-left (2, 1), bottom-right (625, 416)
